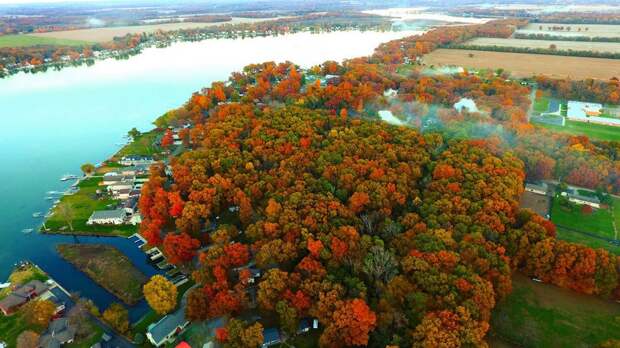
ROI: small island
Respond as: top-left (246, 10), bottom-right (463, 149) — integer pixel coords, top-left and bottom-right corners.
top-left (57, 244), bottom-right (147, 305)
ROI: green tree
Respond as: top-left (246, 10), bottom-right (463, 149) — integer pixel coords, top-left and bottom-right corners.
top-left (128, 127), bottom-right (141, 140)
top-left (225, 319), bottom-right (264, 348)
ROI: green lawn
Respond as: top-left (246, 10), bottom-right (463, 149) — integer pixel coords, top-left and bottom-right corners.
top-left (536, 120), bottom-right (620, 142)
top-left (556, 227), bottom-right (620, 255)
top-left (66, 321), bottom-right (104, 348)
top-left (0, 313), bottom-right (44, 347)
top-left (550, 196), bottom-right (615, 239)
top-left (57, 244), bottom-right (147, 305)
top-left (0, 34), bottom-right (91, 48)
top-left (43, 176), bottom-right (136, 237)
top-left (491, 274), bottom-right (620, 348)
top-left (534, 95), bottom-right (550, 113)
top-left (113, 131), bottom-right (162, 160)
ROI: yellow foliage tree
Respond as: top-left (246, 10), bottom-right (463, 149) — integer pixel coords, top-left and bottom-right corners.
top-left (143, 275), bottom-right (178, 315)
top-left (21, 299), bottom-right (56, 327)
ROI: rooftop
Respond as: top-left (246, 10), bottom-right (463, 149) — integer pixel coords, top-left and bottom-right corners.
top-left (89, 209), bottom-right (126, 220)
top-left (148, 308), bottom-right (188, 344)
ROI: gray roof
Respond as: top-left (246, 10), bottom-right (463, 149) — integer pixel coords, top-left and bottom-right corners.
top-left (40, 318), bottom-right (76, 348)
top-left (0, 280), bottom-right (48, 311)
top-left (148, 308), bottom-right (188, 344)
top-left (89, 209), bottom-right (126, 220)
top-left (526, 182), bottom-right (548, 192)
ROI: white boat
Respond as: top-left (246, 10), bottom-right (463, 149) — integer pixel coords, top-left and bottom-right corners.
top-left (0, 282), bottom-right (10, 289)
top-left (60, 174), bottom-right (78, 182)
top-left (46, 191), bottom-right (61, 195)
top-left (32, 212), bottom-right (42, 218)
top-left (45, 197), bottom-right (54, 201)
top-left (21, 229), bottom-right (33, 234)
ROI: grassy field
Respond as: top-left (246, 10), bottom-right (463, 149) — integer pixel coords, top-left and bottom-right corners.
top-left (113, 131), bottom-right (161, 160)
top-left (0, 312), bottom-right (44, 347)
top-left (518, 23), bottom-right (620, 38)
top-left (533, 94), bottom-right (550, 113)
top-left (57, 244), bottom-right (147, 305)
top-left (423, 49), bottom-right (620, 80)
top-left (466, 37), bottom-right (620, 53)
top-left (557, 227), bottom-right (620, 255)
top-left (534, 119), bottom-right (620, 142)
top-left (490, 274), bottom-right (620, 347)
top-left (550, 196), bottom-right (615, 239)
top-left (0, 34), bottom-right (90, 48)
top-left (44, 176), bottom-right (136, 236)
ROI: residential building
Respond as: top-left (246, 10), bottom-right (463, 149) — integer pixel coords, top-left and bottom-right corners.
top-left (561, 189), bottom-right (602, 209)
top-left (0, 280), bottom-right (49, 315)
top-left (87, 209), bottom-right (126, 225)
top-left (146, 308), bottom-right (190, 347)
top-left (39, 318), bottom-right (76, 348)
top-left (120, 155), bottom-right (155, 166)
top-left (454, 98), bottom-right (479, 113)
top-left (567, 101), bottom-right (603, 119)
top-left (123, 196), bottom-right (139, 214)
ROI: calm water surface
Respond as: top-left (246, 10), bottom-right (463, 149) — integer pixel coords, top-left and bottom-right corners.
top-left (0, 29), bottom-right (420, 318)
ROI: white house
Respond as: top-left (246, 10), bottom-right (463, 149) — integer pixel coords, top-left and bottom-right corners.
top-left (146, 309), bottom-right (189, 347)
top-left (119, 155), bottom-right (155, 166)
top-left (561, 190), bottom-right (601, 209)
top-left (454, 98), bottom-right (479, 113)
top-left (87, 209), bottom-right (126, 225)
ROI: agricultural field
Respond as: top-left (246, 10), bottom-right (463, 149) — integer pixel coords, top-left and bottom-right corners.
top-left (534, 119), bottom-right (620, 142)
top-left (423, 49), bottom-right (620, 80)
top-left (57, 244), bottom-right (148, 305)
top-left (550, 195), bottom-right (615, 240)
top-left (517, 23), bottom-right (620, 38)
top-left (0, 34), bottom-right (91, 48)
top-left (491, 274), bottom-right (620, 348)
top-left (29, 17), bottom-right (291, 43)
top-left (466, 37), bottom-right (620, 53)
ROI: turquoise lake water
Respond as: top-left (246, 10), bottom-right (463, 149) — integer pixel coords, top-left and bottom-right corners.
top-left (0, 29), bottom-right (418, 316)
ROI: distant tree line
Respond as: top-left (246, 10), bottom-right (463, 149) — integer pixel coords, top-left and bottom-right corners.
top-left (446, 43), bottom-right (620, 60)
top-left (514, 33), bottom-right (620, 43)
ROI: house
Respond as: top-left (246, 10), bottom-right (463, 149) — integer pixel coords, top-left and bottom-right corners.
top-left (39, 318), bottom-right (76, 348)
top-left (102, 173), bottom-right (135, 186)
top-left (454, 98), bottom-right (479, 113)
top-left (567, 101), bottom-right (603, 119)
top-left (0, 280), bottom-right (49, 315)
top-left (525, 182), bottom-right (548, 196)
top-left (113, 188), bottom-right (133, 200)
top-left (383, 89), bottom-right (398, 98)
top-left (262, 328), bottom-right (281, 347)
top-left (146, 308), bottom-right (190, 347)
top-left (119, 155), bottom-right (155, 166)
top-left (87, 209), bottom-right (126, 225)
top-left (562, 189), bottom-right (602, 209)
top-left (123, 196), bottom-right (139, 214)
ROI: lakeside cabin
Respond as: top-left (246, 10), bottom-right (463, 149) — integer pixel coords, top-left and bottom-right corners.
top-left (87, 209), bottom-right (126, 225)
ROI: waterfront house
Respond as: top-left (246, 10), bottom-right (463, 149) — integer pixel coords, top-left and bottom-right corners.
top-left (146, 308), bottom-right (190, 347)
top-left (103, 173), bottom-right (135, 186)
top-left (39, 318), bottom-right (76, 348)
top-left (123, 196), bottom-right (139, 214)
top-left (262, 328), bottom-right (281, 347)
top-left (525, 182), bottom-right (548, 196)
top-left (0, 279), bottom-right (49, 315)
top-left (130, 213), bottom-right (142, 225)
top-left (87, 209), bottom-right (126, 225)
top-left (120, 155), bottom-right (155, 166)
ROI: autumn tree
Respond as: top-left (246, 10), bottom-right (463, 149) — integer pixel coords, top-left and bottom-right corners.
top-left (103, 303), bottom-right (129, 333)
top-left (80, 163), bottom-right (95, 176)
top-left (144, 275), bottom-right (178, 315)
top-left (22, 299), bottom-right (56, 327)
top-left (223, 319), bottom-right (264, 348)
top-left (17, 331), bottom-right (40, 348)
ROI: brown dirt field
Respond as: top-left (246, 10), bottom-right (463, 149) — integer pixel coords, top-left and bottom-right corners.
top-left (423, 48), bottom-right (620, 80)
top-left (30, 17), bottom-right (291, 43)
top-left (519, 191), bottom-right (550, 218)
top-left (519, 23), bottom-right (620, 38)
top-left (467, 37), bottom-right (620, 53)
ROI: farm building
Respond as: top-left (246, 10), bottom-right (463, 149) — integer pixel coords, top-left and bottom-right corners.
top-left (87, 209), bottom-right (126, 225)
top-left (561, 190), bottom-right (601, 209)
top-left (567, 101), bottom-right (603, 118)
top-left (525, 182), bottom-right (548, 196)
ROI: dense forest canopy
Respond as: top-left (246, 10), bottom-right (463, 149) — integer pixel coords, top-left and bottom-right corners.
top-left (135, 19), bottom-right (620, 347)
